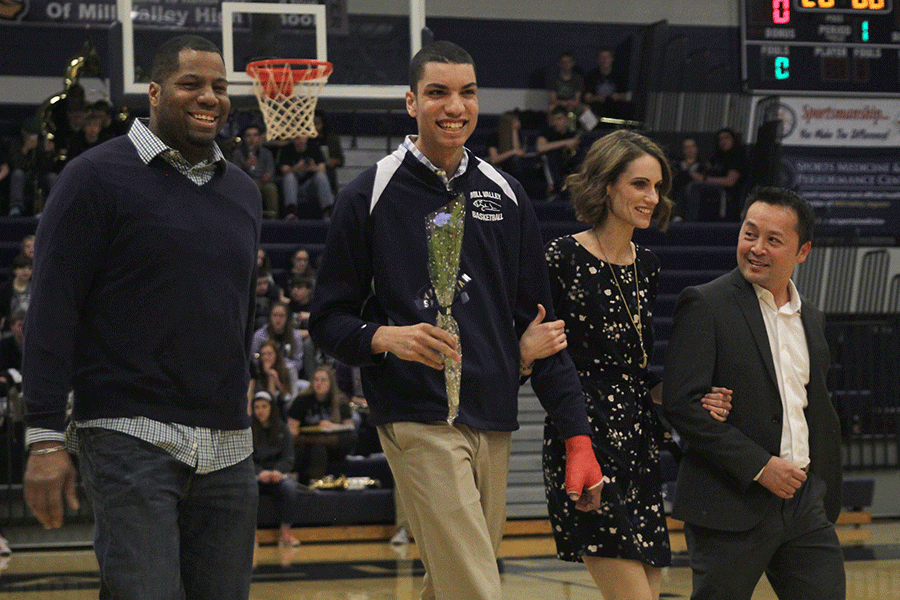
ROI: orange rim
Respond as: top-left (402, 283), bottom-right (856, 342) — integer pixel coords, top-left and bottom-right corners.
top-left (246, 59), bottom-right (333, 82)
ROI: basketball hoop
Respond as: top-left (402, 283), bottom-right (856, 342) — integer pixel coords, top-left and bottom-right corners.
top-left (246, 59), bottom-right (333, 140)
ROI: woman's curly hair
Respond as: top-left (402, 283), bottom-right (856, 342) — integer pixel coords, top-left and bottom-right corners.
top-left (566, 129), bottom-right (674, 231)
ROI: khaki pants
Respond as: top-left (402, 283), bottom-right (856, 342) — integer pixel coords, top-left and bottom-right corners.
top-left (378, 422), bottom-right (511, 600)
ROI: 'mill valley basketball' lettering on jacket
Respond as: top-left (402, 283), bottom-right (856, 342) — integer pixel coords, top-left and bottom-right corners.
top-left (309, 144), bottom-right (589, 438)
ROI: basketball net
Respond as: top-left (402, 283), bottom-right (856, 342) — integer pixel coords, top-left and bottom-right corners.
top-left (246, 59), bottom-right (333, 140)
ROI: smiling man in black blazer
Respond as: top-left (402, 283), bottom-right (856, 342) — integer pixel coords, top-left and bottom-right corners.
top-left (663, 187), bottom-right (845, 600)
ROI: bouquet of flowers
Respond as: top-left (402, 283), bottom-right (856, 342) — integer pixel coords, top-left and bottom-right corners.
top-left (426, 193), bottom-right (466, 424)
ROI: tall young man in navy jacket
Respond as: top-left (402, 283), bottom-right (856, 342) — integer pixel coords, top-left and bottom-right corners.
top-left (22, 35), bottom-right (261, 599)
top-left (309, 41), bottom-right (603, 600)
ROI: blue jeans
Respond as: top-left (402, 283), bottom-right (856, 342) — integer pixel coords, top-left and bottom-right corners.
top-left (282, 171), bottom-right (334, 212)
top-left (259, 477), bottom-right (300, 527)
top-left (77, 428), bottom-right (258, 600)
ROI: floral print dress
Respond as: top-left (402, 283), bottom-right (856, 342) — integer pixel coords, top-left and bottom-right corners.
top-left (542, 235), bottom-right (670, 567)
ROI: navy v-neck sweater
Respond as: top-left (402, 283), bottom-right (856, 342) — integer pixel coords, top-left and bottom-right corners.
top-left (23, 135), bottom-right (262, 432)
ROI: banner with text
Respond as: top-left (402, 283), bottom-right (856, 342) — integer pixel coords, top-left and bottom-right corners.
top-left (0, 0), bottom-right (328, 30)
top-left (768, 96), bottom-right (900, 148)
top-left (781, 147), bottom-right (900, 238)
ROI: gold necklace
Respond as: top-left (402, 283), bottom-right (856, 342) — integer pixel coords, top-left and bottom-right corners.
top-left (593, 229), bottom-right (648, 369)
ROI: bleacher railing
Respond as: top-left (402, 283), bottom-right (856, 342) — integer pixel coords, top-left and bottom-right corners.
top-left (825, 314), bottom-right (900, 469)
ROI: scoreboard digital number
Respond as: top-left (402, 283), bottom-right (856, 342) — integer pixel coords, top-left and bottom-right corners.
top-left (742, 0), bottom-right (900, 94)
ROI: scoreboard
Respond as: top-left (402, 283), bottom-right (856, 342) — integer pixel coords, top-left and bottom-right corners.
top-left (742, 0), bottom-right (900, 94)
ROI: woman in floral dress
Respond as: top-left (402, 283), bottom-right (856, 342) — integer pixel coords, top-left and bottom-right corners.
top-left (541, 130), bottom-right (731, 600)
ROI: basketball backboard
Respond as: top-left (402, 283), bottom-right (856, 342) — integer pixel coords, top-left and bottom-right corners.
top-left (115, 0), bottom-right (425, 105)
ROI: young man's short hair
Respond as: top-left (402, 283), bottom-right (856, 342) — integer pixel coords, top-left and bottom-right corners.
top-left (409, 41), bottom-right (475, 91)
top-left (290, 277), bottom-right (314, 290)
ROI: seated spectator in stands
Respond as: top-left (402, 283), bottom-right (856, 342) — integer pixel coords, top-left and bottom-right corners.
top-left (293, 246), bottom-right (316, 279)
top-left (670, 136), bottom-right (704, 219)
top-left (256, 247), bottom-right (283, 295)
top-left (0, 308), bottom-right (26, 421)
top-left (252, 301), bottom-right (306, 379)
top-left (311, 111), bottom-right (345, 195)
top-left (249, 339), bottom-right (300, 416)
top-left (583, 48), bottom-right (633, 122)
top-left (537, 106), bottom-right (581, 198)
top-left (19, 235), bottom-right (35, 261)
top-left (285, 275), bottom-right (323, 384)
top-left (0, 309), bottom-right (26, 492)
top-left (684, 128), bottom-right (746, 221)
top-left (89, 100), bottom-right (119, 141)
top-left (0, 254), bottom-right (31, 332)
top-left (51, 88), bottom-right (89, 154)
top-left (334, 361), bottom-right (380, 457)
top-left (286, 365), bottom-right (357, 484)
top-left (66, 113), bottom-right (105, 160)
top-left (0, 142), bottom-right (10, 212)
top-left (277, 136), bottom-right (335, 219)
top-left (548, 52), bottom-right (584, 114)
top-left (276, 246), bottom-right (316, 292)
top-left (334, 361), bottom-right (366, 416)
top-left (232, 124), bottom-right (279, 218)
top-left (287, 277), bottom-right (314, 331)
top-left (254, 263), bottom-right (283, 330)
top-left (9, 118), bottom-right (63, 216)
top-left (487, 111), bottom-right (526, 176)
top-left (251, 390), bottom-right (301, 547)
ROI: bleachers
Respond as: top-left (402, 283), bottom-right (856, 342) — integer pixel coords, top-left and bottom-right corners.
top-left (1, 178), bottom-right (891, 526)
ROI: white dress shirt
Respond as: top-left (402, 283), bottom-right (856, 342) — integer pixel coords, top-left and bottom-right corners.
top-left (754, 280), bottom-right (810, 469)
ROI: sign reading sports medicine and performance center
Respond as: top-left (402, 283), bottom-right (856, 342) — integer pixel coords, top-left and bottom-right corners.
top-left (755, 96), bottom-right (900, 237)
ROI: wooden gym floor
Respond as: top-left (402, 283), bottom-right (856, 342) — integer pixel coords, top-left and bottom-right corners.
top-left (1, 517), bottom-right (899, 599)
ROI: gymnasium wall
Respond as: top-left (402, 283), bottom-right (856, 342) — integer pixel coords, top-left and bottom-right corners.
top-left (0, 2), bottom-right (744, 135)
top-left (351, 0), bottom-right (741, 27)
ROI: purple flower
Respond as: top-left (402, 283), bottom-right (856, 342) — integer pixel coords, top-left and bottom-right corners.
top-left (433, 212), bottom-right (451, 227)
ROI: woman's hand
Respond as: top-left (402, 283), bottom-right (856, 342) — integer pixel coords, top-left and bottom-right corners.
top-left (702, 386), bottom-right (733, 422)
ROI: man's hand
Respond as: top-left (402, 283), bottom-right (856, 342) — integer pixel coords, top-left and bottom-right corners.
top-left (258, 470), bottom-right (283, 484)
top-left (564, 435), bottom-right (604, 512)
top-left (23, 443), bottom-right (80, 529)
top-left (758, 456), bottom-right (806, 500)
top-left (371, 324), bottom-right (460, 370)
top-left (519, 304), bottom-right (567, 367)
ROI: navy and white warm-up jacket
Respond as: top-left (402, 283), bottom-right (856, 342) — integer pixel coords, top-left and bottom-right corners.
top-left (309, 144), bottom-right (590, 438)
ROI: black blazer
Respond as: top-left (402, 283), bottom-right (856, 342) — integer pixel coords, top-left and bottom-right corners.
top-left (662, 269), bottom-right (842, 532)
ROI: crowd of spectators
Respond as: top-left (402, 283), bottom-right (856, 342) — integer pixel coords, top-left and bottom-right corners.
top-left (0, 104), bottom-right (342, 220)
top-left (245, 246), bottom-right (386, 541)
top-left (0, 234), bottom-right (34, 557)
top-left (229, 109), bottom-right (342, 221)
top-left (485, 46), bottom-right (637, 203)
top-left (0, 232), bottom-right (376, 549)
top-left (0, 83), bottom-right (128, 218)
top-left (678, 127), bottom-right (747, 221)
top-left (480, 46), bottom-right (750, 219)
top-left (1, 66), bottom-right (750, 221)
top-left (0, 48), bottom-right (757, 557)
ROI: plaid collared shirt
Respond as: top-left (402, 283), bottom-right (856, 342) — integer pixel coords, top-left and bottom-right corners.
top-left (402, 135), bottom-right (469, 190)
top-left (25, 120), bottom-right (251, 473)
